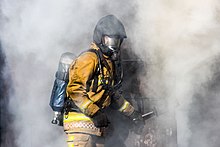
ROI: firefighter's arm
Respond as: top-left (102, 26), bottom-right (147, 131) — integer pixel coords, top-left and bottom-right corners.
top-left (66, 52), bottom-right (100, 117)
top-left (111, 91), bottom-right (135, 116)
top-left (111, 91), bottom-right (144, 123)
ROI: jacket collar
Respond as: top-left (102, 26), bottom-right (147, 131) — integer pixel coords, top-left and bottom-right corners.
top-left (90, 42), bottom-right (110, 60)
top-left (90, 42), bottom-right (99, 50)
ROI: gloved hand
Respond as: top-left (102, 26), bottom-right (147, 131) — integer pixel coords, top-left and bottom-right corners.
top-left (129, 110), bottom-right (145, 134)
top-left (91, 111), bottom-right (109, 128)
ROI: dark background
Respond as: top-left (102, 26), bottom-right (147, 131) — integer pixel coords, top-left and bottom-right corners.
top-left (0, 43), bottom-right (15, 147)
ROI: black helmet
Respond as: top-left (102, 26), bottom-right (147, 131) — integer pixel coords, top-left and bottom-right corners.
top-left (93, 15), bottom-right (127, 60)
top-left (93, 15), bottom-right (127, 44)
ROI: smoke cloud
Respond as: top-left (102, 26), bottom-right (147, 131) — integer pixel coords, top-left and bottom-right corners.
top-left (133, 1), bottom-right (220, 147)
top-left (1, 0), bottom-right (220, 147)
top-left (0, 0), bottom-right (137, 147)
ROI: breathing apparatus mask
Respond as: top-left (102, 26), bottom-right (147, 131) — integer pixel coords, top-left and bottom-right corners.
top-left (100, 35), bottom-right (123, 61)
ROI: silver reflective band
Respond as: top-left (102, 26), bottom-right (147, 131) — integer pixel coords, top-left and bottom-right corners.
top-left (103, 36), bottom-right (121, 49)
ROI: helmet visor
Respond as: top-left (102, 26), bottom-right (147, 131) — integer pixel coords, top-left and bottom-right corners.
top-left (102, 36), bottom-right (122, 50)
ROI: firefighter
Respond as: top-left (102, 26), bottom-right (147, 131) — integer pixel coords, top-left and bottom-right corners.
top-left (64, 15), bottom-right (144, 147)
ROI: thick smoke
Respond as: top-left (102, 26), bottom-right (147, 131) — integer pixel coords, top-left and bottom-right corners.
top-left (1, 0), bottom-right (220, 147)
top-left (0, 0), bottom-right (137, 147)
top-left (133, 1), bottom-right (220, 147)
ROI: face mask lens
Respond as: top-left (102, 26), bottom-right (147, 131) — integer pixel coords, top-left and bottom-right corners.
top-left (100, 36), bottom-right (123, 60)
top-left (102, 36), bottom-right (121, 50)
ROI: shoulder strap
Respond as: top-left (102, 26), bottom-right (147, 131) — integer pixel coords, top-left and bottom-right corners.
top-left (86, 49), bottom-right (115, 93)
top-left (86, 49), bottom-right (101, 92)
top-left (87, 49), bottom-right (111, 71)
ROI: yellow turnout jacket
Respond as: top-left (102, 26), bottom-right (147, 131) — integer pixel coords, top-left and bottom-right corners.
top-left (64, 43), bottom-right (134, 136)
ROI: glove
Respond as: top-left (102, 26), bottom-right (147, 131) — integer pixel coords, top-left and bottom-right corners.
top-left (129, 110), bottom-right (145, 134)
top-left (91, 111), bottom-right (109, 128)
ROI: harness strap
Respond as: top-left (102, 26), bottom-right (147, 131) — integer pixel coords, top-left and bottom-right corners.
top-left (86, 49), bottom-right (113, 92)
top-left (65, 48), bottom-right (115, 114)
top-left (96, 49), bottom-right (113, 90)
top-left (87, 49), bottom-right (100, 92)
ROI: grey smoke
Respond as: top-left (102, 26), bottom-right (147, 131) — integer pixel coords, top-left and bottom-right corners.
top-left (0, 0), bottom-right (137, 147)
top-left (134, 1), bottom-right (220, 147)
top-left (1, 0), bottom-right (220, 147)
top-left (0, 43), bottom-right (16, 146)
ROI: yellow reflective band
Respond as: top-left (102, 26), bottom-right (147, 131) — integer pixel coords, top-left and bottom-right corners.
top-left (64, 112), bottom-right (91, 122)
top-left (81, 100), bottom-right (93, 112)
top-left (98, 79), bottom-right (109, 85)
top-left (118, 101), bottom-right (130, 112)
top-left (98, 79), bottom-right (102, 86)
top-left (67, 135), bottom-right (75, 142)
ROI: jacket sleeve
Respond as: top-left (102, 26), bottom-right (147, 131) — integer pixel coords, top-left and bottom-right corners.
top-left (66, 52), bottom-right (100, 117)
top-left (111, 91), bottom-right (135, 116)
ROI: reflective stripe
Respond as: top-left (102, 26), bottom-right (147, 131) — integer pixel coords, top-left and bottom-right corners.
top-left (98, 79), bottom-right (109, 85)
top-left (98, 79), bottom-right (102, 85)
top-left (81, 100), bottom-right (93, 112)
top-left (118, 100), bottom-right (130, 112)
top-left (64, 112), bottom-right (92, 122)
top-left (67, 135), bottom-right (75, 142)
top-left (64, 122), bottom-right (99, 131)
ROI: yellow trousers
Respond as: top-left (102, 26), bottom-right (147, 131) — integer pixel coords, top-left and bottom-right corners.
top-left (66, 133), bottom-right (105, 147)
